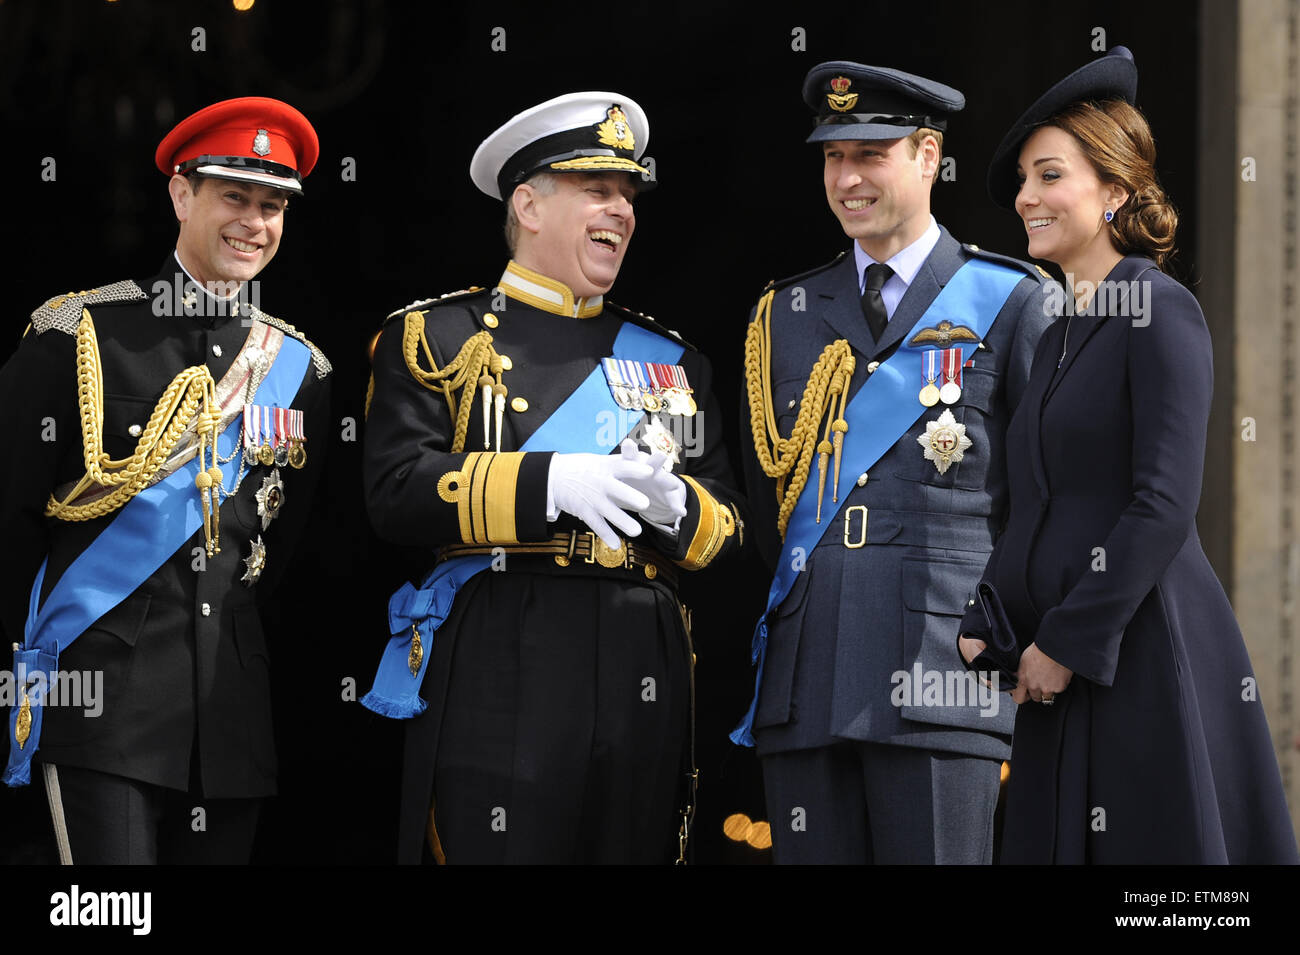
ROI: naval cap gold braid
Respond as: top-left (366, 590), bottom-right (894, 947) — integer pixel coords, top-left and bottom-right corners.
top-left (45, 309), bottom-right (220, 528)
top-left (744, 289), bottom-right (856, 538)
top-left (393, 311), bottom-right (505, 455)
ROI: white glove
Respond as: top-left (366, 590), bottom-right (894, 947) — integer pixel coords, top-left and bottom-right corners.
top-left (618, 438), bottom-right (687, 536)
top-left (546, 452), bottom-right (653, 549)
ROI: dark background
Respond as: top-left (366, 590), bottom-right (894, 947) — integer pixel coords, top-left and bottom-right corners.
top-left (0, 0), bottom-right (1197, 865)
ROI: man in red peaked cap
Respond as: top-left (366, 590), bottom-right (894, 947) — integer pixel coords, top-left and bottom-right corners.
top-left (0, 97), bottom-right (332, 864)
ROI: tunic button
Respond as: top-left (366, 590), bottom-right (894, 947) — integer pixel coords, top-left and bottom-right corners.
top-left (483, 313), bottom-right (499, 329)
top-left (787, 399), bottom-right (796, 410)
top-left (968, 598), bottom-right (976, 607)
top-left (856, 472), bottom-right (868, 487)
top-left (212, 344), bottom-right (223, 358)
top-left (511, 397), bottom-right (529, 413)
top-left (201, 603), bottom-right (211, 617)
top-left (128, 424), bottom-right (143, 438)
top-left (499, 354), bottom-right (513, 371)
top-left (867, 361), bottom-right (880, 373)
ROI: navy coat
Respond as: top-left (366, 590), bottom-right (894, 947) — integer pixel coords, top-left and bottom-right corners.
top-left (744, 227), bottom-right (1052, 760)
top-left (961, 255), bottom-right (1299, 862)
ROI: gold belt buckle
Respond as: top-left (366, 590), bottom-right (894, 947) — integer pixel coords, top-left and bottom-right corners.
top-left (584, 531), bottom-right (629, 569)
top-left (843, 505), bottom-right (868, 549)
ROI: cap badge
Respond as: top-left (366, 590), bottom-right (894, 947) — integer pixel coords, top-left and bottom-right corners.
top-left (909, 320), bottom-right (980, 348)
top-left (252, 129), bottom-right (272, 157)
top-left (595, 105), bottom-right (636, 152)
top-left (827, 76), bottom-right (859, 113)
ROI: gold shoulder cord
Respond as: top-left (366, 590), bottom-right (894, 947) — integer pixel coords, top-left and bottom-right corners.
top-left (46, 309), bottom-right (226, 556)
top-left (744, 290), bottom-right (856, 538)
top-left (399, 311), bottom-right (508, 454)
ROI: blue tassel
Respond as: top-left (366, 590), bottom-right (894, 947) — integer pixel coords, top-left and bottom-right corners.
top-left (359, 690), bottom-right (428, 719)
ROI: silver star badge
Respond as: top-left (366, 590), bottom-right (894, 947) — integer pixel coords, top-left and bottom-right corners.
top-left (241, 535), bottom-right (267, 586)
top-left (917, 408), bottom-right (972, 475)
top-left (640, 415), bottom-right (681, 471)
top-left (254, 468), bottom-right (285, 530)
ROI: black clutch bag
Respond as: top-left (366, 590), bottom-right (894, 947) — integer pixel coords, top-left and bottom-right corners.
top-left (958, 582), bottom-right (1022, 689)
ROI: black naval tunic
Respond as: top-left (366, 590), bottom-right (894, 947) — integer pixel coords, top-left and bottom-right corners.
top-left (363, 263), bottom-right (744, 864)
top-left (0, 260), bottom-right (331, 861)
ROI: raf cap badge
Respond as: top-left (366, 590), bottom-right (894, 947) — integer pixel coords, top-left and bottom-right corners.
top-left (827, 76), bottom-right (858, 112)
top-left (918, 409), bottom-right (971, 475)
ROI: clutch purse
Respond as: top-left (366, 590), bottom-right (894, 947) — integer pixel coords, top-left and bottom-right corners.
top-left (958, 581), bottom-right (1022, 689)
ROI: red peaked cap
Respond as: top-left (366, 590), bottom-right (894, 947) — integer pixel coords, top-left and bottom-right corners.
top-left (155, 96), bottom-right (319, 194)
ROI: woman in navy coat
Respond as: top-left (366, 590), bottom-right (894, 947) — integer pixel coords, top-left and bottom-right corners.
top-left (959, 47), bottom-right (1298, 863)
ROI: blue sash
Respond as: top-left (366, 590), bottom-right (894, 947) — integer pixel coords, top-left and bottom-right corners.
top-left (362, 322), bottom-right (685, 718)
top-left (4, 334), bottom-right (311, 786)
top-left (731, 258), bottom-right (1025, 746)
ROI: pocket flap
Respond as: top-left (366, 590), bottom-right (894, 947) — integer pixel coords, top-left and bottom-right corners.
top-left (901, 558), bottom-right (981, 615)
top-left (85, 592), bottom-right (152, 648)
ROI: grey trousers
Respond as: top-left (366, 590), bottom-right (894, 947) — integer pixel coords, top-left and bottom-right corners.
top-left (761, 742), bottom-right (1001, 864)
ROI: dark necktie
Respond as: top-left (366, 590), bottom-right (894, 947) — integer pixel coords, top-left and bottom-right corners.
top-left (861, 262), bottom-right (893, 343)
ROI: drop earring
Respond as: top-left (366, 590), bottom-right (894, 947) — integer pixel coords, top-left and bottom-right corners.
top-left (1104, 208), bottom-right (1115, 223)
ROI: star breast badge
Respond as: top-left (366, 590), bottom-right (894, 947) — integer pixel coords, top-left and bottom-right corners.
top-left (640, 415), bottom-right (681, 470)
top-left (918, 409), bottom-right (972, 475)
top-left (241, 535), bottom-right (268, 586)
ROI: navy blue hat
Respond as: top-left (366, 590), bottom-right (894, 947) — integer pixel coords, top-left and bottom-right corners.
top-left (987, 46), bottom-right (1139, 209)
top-left (802, 61), bottom-right (965, 143)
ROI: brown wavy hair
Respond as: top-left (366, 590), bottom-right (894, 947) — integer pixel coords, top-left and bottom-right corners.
top-left (1046, 99), bottom-right (1179, 271)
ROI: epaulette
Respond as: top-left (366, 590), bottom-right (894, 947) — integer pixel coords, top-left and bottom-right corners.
top-left (249, 306), bottom-right (333, 379)
top-left (28, 281), bottom-right (148, 337)
top-left (961, 243), bottom-right (1049, 282)
top-left (761, 250), bottom-right (850, 294)
top-left (383, 286), bottom-right (488, 326)
top-left (605, 300), bottom-right (698, 351)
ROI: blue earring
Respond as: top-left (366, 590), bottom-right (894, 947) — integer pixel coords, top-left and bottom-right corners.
top-left (1104, 209), bottom-right (1115, 223)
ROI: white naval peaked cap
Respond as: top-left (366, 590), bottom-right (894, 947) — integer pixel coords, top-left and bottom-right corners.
top-left (469, 91), bottom-right (652, 200)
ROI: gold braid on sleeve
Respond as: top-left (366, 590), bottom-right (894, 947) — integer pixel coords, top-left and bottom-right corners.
top-left (401, 311), bottom-right (508, 454)
top-left (45, 309), bottom-right (226, 556)
top-left (744, 290), bottom-right (856, 539)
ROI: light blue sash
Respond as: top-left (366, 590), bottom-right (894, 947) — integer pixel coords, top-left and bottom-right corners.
top-left (4, 334), bottom-right (310, 785)
top-left (731, 258), bottom-right (1025, 745)
top-left (362, 322), bottom-right (685, 718)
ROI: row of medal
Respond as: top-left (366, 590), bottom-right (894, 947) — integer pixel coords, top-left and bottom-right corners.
top-left (601, 358), bottom-right (697, 416)
top-left (918, 347), bottom-right (973, 408)
top-left (242, 404), bottom-right (308, 469)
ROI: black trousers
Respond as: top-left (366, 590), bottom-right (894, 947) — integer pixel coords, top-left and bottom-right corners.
top-left (761, 742), bottom-right (1001, 864)
top-left (44, 763), bottom-right (262, 865)
top-left (414, 572), bottom-right (692, 864)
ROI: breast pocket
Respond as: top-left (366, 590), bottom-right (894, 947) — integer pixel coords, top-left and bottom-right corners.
top-left (101, 394), bottom-right (159, 462)
top-left (770, 375), bottom-right (807, 439)
top-left (895, 366), bottom-right (1001, 491)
